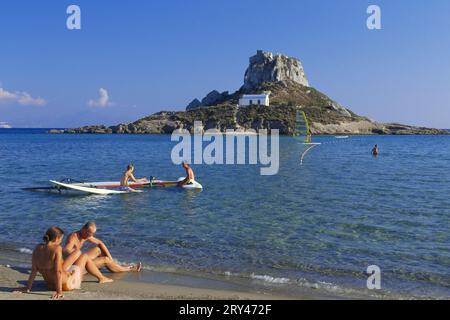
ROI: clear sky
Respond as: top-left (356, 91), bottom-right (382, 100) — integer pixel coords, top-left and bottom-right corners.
top-left (0, 0), bottom-right (449, 128)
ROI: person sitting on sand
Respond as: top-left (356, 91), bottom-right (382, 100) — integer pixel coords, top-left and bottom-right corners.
top-left (120, 164), bottom-right (147, 192)
top-left (372, 144), bottom-right (379, 156)
top-left (177, 161), bottom-right (195, 187)
top-left (63, 222), bottom-right (142, 273)
top-left (15, 226), bottom-right (113, 299)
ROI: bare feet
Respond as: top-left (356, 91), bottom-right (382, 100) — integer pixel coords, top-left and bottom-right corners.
top-left (129, 262), bottom-right (142, 272)
top-left (51, 292), bottom-right (64, 299)
top-left (98, 277), bottom-right (114, 284)
top-left (13, 287), bottom-right (30, 294)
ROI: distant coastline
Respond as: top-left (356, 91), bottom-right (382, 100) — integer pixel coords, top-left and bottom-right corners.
top-left (2, 127), bottom-right (449, 135)
top-left (0, 128), bottom-right (63, 134)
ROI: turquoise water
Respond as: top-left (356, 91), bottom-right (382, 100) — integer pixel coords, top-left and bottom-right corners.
top-left (0, 129), bottom-right (449, 298)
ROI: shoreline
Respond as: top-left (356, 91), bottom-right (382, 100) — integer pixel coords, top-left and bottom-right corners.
top-left (2, 128), bottom-right (449, 136)
top-left (0, 261), bottom-right (320, 300)
top-left (49, 131), bottom-right (450, 136)
top-left (0, 249), bottom-right (356, 300)
top-left (0, 244), bottom-right (444, 300)
top-left (0, 265), bottom-right (297, 300)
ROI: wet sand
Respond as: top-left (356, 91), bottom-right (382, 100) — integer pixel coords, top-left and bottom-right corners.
top-left (0, 265), bottom-right (304, 300)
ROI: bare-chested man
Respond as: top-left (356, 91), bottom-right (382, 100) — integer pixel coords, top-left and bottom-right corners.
top-left (63, 222), bottom-right (142, 273)
top-left (120, 164), bottom-right (148, 192)
top-left (15, 226), bottom-right (112, 299)
top-left (177, 161), bottom-right (195, 187)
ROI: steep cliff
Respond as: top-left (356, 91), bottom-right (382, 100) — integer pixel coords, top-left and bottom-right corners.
top-left (243, 50), bottom-right (309, 89)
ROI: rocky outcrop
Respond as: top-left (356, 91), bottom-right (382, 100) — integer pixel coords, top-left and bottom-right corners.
top-left (62, 106), bottom-right (297, 135)
top-left (243, 50), bottom-right (309, 90)
top-left (59, 102), bottom-right (448, 135)
top-left (58, 50), bottom-right (448, 136)
top-left (186, 99), bottom-right (202, 110)
top-left (241, 80), bottom-right (352, 118)
top-left (186, 90), bottom-right (230, 110)
top-left (64, 125), bottom-right (112, 134)
top-left (310, 120), bottom-right (447, 135)
top-left (201, 90), bottom-right (229, 106)
top-left (186, 50), bottom-right (310, 110)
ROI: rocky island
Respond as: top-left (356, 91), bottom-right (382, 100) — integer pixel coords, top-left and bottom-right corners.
top-left (55, 50), bottom-right (447, 135)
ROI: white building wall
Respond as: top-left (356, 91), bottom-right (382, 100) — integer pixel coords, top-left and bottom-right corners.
top-left (239, 94), bottom-right (270, 106)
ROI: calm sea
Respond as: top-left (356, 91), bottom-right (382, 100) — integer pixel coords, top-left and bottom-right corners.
top-left (0, 129), bottom-right (449, 298)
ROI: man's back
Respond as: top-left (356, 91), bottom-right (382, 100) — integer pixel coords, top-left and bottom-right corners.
top-left (120, 170), bottom-right (132, 186)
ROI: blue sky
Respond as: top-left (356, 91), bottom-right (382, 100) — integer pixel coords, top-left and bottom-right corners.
top-left (0, 0), bottom-right (449, 128)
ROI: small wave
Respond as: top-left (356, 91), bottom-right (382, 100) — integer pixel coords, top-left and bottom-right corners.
top-left (250, 273), bottom-right (291, 284)
top-left (224, 271), bottom-right (291, 284)
top-left (97, 261), bottom-right (436, 299)
top-left (222, 270), bottom-right (396, 298)
top-left (18, 248), bottom-right (32, 254)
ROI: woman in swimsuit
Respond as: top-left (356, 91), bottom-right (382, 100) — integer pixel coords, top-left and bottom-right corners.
top-left (15, 226), bottom-right (113, 299)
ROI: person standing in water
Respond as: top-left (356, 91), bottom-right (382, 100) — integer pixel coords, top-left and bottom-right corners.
top-left (120, 164), bottom-right (147, 191)
top-left (372, 144), bottom-right (379, 156)
top-left (177, 161), bottom-right (195, 187)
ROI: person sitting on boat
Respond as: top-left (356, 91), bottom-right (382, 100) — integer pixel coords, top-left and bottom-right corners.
top-left (177, 161), bottom-right (195, 187)
top-left (63, 222), bottom-right (142, 273)
top-left (372, 144), bottom-right (379, 156)
top-left (15, 226), bottom-right (113, 299)
top-left (120, 164), bottom-right (147, 191)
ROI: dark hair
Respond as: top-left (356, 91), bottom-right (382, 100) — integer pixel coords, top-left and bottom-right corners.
top-left (83, 221), bottom-right (96, 230)
top-left (43, 226), bottom-right (64, 243)
top-left (127, 164), bottom-right (134, 171)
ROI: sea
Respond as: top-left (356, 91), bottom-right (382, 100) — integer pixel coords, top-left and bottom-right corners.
top-left (0, 128), bottom-right (449, 299)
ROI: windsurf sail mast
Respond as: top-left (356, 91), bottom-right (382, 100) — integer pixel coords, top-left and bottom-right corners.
top-left (294, 110), bottom-right (321, 164)
top-left (294, 110), bottom-right (311, 142)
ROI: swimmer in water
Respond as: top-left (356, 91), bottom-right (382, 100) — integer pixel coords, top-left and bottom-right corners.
top-left (372, 144), bottom-right (379, 156)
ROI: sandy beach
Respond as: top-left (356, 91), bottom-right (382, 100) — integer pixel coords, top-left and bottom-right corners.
top-left (0, 265), bottom-right (304, 300)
